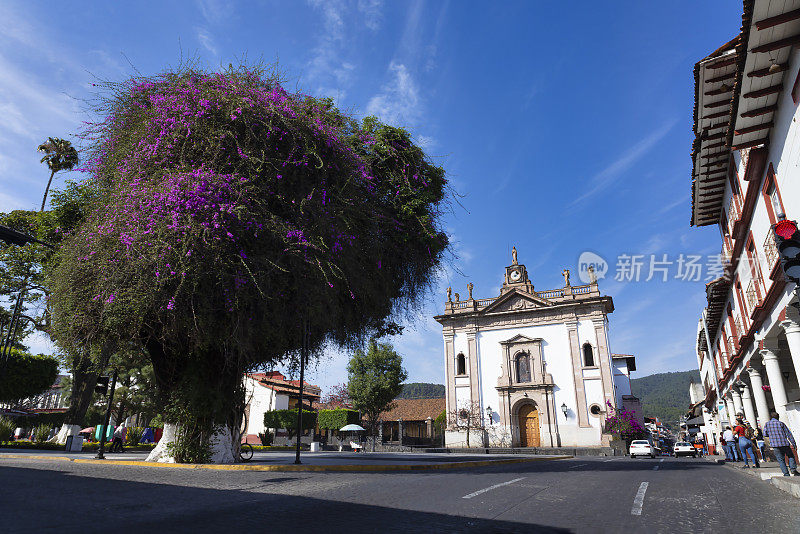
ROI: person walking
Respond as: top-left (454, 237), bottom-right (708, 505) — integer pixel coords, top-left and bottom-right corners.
top-left (722, 426), bottom-right (738, 461)
top-left (754, 426), bottom-right (766, 462)
top-left (735, 420), bottom-right (759, 468)
top-left (111, 424), bottom-right (127, 453)
top-left (763, 412), bottom-right (799, 477)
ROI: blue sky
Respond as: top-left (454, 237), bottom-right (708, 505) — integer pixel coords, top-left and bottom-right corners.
top-left (0, 1), bottom-right (741, 393)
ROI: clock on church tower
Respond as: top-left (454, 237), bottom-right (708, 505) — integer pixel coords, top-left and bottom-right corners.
top-left (501, 246), bottom-right (535, 294)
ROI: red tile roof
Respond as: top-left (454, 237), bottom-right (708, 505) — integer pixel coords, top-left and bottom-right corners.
top-left (379, 398), bottom-right (445, 422)
top-left (247, 372), bottom-right (321, 399)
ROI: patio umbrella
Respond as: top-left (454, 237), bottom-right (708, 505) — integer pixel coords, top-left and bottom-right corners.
top-left (339, 424), bottom-right (366, 432)
top-left (339, 424), bottom-right (366, 450)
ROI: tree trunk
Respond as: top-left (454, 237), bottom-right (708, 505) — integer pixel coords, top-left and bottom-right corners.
top-left (144, 338), bottom-right (244, 463)
top-left (145, 423), bottom-right (239, 463)
top-left (53, 359), bottom-right (98, 444)
top-left (40, 170), bottom-right (55, 212)
top-left (146, 422), bottom-right (178, 462)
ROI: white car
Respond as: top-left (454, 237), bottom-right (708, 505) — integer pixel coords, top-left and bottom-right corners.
top-left (673, 442), bottom-right (697, 458)
top-left (629, 440), bottom-right (656, 458)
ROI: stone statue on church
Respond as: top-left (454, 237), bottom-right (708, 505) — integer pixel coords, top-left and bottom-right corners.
top-left (454, 292), bottom-right (460, 302)
top-left (512, 246), bottom-right (518, 265)
top-left (561, 269), bottom-right (571, 287)
top-left (588, 265), bottom-right (597, 284)
top-left (447, 286), bottom-right (452, 302)
top-left (467, 282), bottom-right (474, 300)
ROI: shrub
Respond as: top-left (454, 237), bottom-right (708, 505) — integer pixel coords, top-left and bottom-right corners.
top-left (0, 417), bottom-right (15, 441)
top-left (258, 431), bottom-right (273, 446)
top-left (317, 408), bottom-right (360, 430)
top-left (126, 426), bottom-right (146, 445)
top-left (33, 424), bottom-right (51, 444)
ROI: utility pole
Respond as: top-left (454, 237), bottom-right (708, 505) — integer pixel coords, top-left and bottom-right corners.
top-left (294, 318), bottom-right (308, 465)
top-left (96, 369), bottom-right (118, 460)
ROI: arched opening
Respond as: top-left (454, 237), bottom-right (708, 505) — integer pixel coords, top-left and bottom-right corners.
top-left (515, 352), bottom-right (531, 382)
top-left (517, 403), bottom-right (540, 447)
top-left (456, 353), bottom-right (466, 375)
top-left (583, 343), bottom-right (595, 367)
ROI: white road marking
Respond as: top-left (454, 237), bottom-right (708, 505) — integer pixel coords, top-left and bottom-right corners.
top-left (462, 477), bottom-right (526, 499)
top-left (631, 482), bottom-right (649, 516)
top-left (604, 459), bottom-right (616, 462)
top-left (652, 466), bottom-right (659, 471)
top-left (659, 459), bottom-right (664, 463)
top-left (568, 463), bottom-right (587, 469)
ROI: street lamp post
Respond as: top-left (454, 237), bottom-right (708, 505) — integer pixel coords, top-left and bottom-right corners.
top-left (294, 318), bottom-right (308, 465)
top-left (96, 369), bottom-right (118, 460)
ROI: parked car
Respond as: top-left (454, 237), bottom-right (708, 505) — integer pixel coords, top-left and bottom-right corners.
top-left (629, 440), bottom-right (656, 458)
top-left (673, 442), bottom-right (697, 458)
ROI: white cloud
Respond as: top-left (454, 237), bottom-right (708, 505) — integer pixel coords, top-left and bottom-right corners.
top-left (357, 0), bottom-right (383, 31)
top-left (570, 119), bottom-right (677, 208)
top-left (196, 27), bottom-right (219, 57)
top-left (417, 135), bottom-right (435, 148)
top-left (196, 0), bottom-right (232, 24)
top-left (366, 62), bottom-right (421, 126)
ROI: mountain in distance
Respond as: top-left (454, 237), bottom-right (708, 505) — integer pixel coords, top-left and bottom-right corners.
top-left (630, 369), bottom-right (701, 431)
top-left (397, 382), bottom-right (445, 399)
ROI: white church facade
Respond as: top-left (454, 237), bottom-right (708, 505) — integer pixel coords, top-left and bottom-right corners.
top-left (435, 249), bottom-right (639, 448)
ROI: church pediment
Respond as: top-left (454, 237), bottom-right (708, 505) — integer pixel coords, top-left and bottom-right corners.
top-left (500, 334), bottom-right (541, 345)
top-left (479, 289), bottom-right (552, 315)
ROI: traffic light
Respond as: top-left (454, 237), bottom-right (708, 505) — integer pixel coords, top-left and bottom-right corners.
top-left (774, 219), bottom-right (800, 283)
top-left (95, 376), bottom-right (110, 395)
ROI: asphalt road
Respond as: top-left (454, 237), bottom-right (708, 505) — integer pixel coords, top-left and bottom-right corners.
top-left (1, 455), bottom-right (796, 533)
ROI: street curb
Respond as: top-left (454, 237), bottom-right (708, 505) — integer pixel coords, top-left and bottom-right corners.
top-left (0, 453), bottom-right (572, 472)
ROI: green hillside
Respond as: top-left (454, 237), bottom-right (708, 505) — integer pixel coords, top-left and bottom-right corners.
top-left (630, 370), bottom-right (700, 431)
top-left (398, 382), bottom-right (445, 399)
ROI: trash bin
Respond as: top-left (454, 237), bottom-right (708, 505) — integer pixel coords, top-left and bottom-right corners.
top-left (310, 442), bottom-right (321, 452)
top-left (65, 435), bottom-right (84, 452)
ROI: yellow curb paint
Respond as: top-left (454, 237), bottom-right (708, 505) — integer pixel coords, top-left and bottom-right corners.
top-left (0, 453), bottom-right (572, 472)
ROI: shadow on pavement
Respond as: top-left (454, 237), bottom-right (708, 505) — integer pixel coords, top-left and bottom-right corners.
top-left (0, 464), bottom-right (570, 533)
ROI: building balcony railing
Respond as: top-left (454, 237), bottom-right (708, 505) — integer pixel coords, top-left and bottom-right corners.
top-left (763, 230), bottom-right (778, 268)
top-left (746, 280), bottom-right (758, 311)
top-left (728, 196), bottom-right (741, 233)
top-left (735, 316), bottom-right (745, 340)
top-left (728, 335), bottom-right (738, 354)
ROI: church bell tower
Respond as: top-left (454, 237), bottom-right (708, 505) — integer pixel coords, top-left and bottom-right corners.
top-left (501, 246), bottom-right (535, 294)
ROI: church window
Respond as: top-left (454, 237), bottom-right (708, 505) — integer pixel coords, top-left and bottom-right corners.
top-left (583, 343), bottom-right (595, 367)
top-left (456, 353), bottom-right (466, 375)
top-left (515, 352), bottom-right (531, 382)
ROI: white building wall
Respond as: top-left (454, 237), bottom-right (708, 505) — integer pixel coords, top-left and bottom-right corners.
top-left (612, 360), bottom-right (632, 402)
top-left (468, 321), bottom-right (611, 448)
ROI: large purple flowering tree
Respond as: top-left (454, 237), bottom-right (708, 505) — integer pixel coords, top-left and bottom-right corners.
top-left (49, 66), bottom-right (448, 462)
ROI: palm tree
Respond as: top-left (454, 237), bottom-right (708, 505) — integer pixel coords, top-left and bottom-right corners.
top-left (38, 137), bottom-right (79, 212)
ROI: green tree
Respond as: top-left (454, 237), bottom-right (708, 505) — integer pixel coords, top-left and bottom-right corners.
top-left (48, 65), bottom-right (448, 462)
top-left (38, 137), bottom-right (79, 212)
top-left (347, 339), bottom-right (407, 451)
top-left (0, 349), bottom-right (58, 403)
top-left (1, 179), bottom-right (104, 441)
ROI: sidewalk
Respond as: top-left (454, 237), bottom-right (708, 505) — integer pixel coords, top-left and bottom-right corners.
top-left (0, 447), bottom-right (571, 472)
top-left (710, 455), bottom-right (800, 499)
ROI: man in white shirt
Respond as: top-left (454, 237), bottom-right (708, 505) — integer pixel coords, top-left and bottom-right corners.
top-left (722, 426), bottom-right (740, 462)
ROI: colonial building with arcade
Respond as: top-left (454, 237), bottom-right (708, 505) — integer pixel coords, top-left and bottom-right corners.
top-left (686, 0), bottom-right (800, 450)
top-left (435, 249), bottom-right (639, 448)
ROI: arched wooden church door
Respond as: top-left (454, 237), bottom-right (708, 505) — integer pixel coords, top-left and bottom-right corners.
top-left (518, 404), bottom-right (540, 447)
